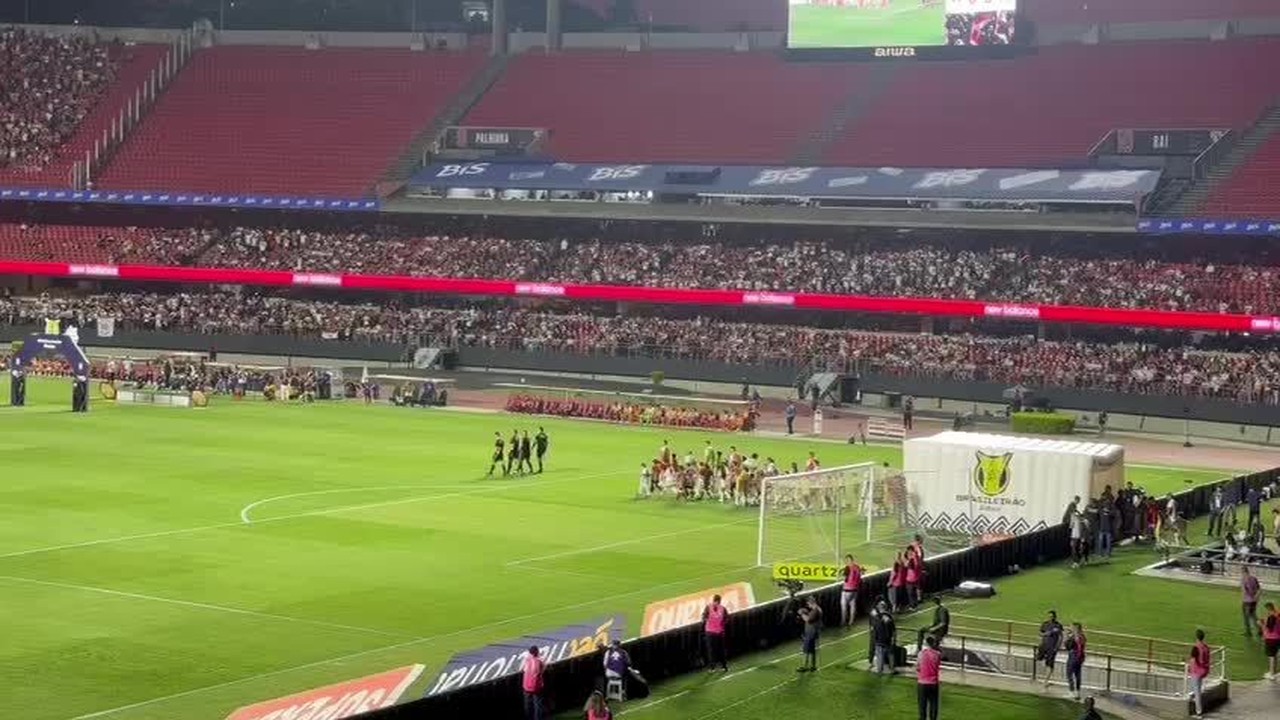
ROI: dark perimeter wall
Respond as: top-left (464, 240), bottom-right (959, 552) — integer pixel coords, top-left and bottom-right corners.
top-left (2, 325), bottom-right (1276, 426)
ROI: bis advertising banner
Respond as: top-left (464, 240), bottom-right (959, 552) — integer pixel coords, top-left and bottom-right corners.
top-left (425, 615), bottom-right (625, 697)
top-left (640, 583), bottom-right (756, 637)
top-left (224, 665), bottom-right (424, 720)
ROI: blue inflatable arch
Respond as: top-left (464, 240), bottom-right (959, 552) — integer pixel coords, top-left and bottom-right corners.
top-left (8, 333), bottom-right (91, 409)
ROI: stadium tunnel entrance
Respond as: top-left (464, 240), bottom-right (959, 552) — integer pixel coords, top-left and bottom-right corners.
top-left (8, 328), bottom-right (91, 412)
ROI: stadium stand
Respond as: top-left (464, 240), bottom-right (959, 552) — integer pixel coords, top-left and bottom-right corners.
top-left (464, 50), bottom-right (871, 164)
top-left (1200, 132), bottom-right (1280, 218)
top-left (5, 292), bottom-right (1278, 404)
top-left (825, 39), bottom-right (1280, 168)
top-left (95, 46), bottom-right (485, 197)
top-left (0, 30), bottom-right (168, 186)
top-left (4, 224), bottom-right (1280, 313)
top-left (1022, 0), bottom-right (1280, 25)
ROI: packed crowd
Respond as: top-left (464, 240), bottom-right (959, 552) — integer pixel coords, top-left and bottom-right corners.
top-left (46, 225), bottom-right (1280, 314)
top-left (5, 291), bottom-right (1280, 405)
top-left (0, 29), bottom-right (116, 171)
top-left (505, 393), bottom-right (757, 432)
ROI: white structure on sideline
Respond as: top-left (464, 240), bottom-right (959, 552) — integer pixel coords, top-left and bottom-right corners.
top-left (904, 432), bottom-right (1124, 536)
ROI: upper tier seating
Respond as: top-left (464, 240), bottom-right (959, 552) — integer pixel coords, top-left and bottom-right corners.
top-left (464, 50), bottom-right (870, 164)
top-left (0, 31), bottom-right (168, 188)
top-left (826, 39), bottom-right (1280, 168)
top-left (96, 46), bottom-right (485, 197)
top-left (1201, 133), bottom-right (1280, 218)
top-left (1023, 0), bottom-right (1280, 25)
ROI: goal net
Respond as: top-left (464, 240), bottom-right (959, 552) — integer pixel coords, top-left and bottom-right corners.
top-left (756, 462), bottom-right (879, 567)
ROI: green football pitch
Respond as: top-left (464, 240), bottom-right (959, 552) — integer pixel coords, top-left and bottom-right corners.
top-left (789, 1), bottom-right (948, 49)
top-left (0, 378), bottom-right (1230, 720)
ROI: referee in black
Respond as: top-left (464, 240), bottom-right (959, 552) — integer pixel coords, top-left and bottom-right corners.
top-left (535, 427), bottom-right (549, 473)
top-left (520, 431), bottom-right (534, 474)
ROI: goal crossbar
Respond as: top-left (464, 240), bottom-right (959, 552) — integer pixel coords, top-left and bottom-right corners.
top-left (756, 461), bottom-right (878, 567)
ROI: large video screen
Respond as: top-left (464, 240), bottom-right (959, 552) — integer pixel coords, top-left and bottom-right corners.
top-left (787, 0), bottom-right (1018, 52)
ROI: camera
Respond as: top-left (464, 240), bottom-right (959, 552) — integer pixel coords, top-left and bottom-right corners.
top-left (776, 579), bottom-right (804, 597)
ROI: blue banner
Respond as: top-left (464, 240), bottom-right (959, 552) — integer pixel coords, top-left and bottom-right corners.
top-left (424, 615), bottom-right (625, 697)
top-left (411, 162), bottom-right (1160, 203)
top-left (1137, 218), bottom-right (1280, 235)
top-left (0, 187), bottom-right (379, 212)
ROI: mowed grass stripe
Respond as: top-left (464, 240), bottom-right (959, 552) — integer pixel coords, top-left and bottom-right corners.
top-left (0, 379), bottom-right (1234, 720)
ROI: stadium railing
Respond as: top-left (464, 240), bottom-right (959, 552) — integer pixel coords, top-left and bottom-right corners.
top-left (354, 467), bottom-right (1279, 720)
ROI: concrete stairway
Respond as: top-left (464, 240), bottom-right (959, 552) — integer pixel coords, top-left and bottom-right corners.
top-left (381, 52), bottom-right (512, 188)
top-left (1161, 102), bottom-right (1280, 216)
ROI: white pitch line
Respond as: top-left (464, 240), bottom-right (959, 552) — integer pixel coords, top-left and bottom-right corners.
top-left (0, 574), bottom-right (409, 640)
top-left (67, 562), bottom-right (762, 720)
top-left (0, 470), bottom-right (625, 560)
top-left (505, 517), bottom-right (757, 567)
top-left (239, 484), bottom-right (480, 524)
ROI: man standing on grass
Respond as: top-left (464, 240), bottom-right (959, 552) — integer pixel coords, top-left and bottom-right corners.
top-left (840, 554), bottom-right (863, 627)
top-left (1038, 610), bottom-right (1064, 688)
top-left (785, 401), bottom-right (796, 435)
top-left (1242, 566), bottom-right (1262, 639)
top-left (1186, 629), bottom-right (1211, 719)
top-left (1246, 485), bottom-right (1263, 536)
top-left (702, 594), bottom-right (730, 672)
top-left (522, 645), bottom-right (546, 720)
top-left (916, 634), bottom-right (941, 720)
top-left (1261, 602), bottom-right (1280, 680)
top-left (1208, 486), bottom-right (1226, 538)
top-left (797, 595), bottom-right (823, 673)
top-left (534, 427), bottom-right (549, 473)
top-left (519, 430), bottom-right (533, 474)
top-left (872, 599), bottom-right (897, 675)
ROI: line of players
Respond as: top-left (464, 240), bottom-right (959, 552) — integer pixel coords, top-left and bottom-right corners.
top-left (638, 439), bottom-right (822, 506)
top-left (487, 427), bottom-right (550, 476)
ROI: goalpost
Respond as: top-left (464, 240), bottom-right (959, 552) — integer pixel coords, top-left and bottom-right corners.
top-left (756, 462), bottom-right (879, 567)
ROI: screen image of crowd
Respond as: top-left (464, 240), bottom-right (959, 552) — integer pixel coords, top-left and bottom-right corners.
top-left (946, 11), bottom-right (1015, 46)
top-left (505, 392), bottom-right (758, 431)
top-left (5, 223), bottom-right (1280, 314)
top-left (4, 291), bottom-right (1279, 405)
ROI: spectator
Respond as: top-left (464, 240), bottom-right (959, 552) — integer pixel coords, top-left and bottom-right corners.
top-left (1261, 601), bottom-right (1280, 680)
top-left (521, 646), bottom-right (546, 720)
top-left (583, 690), bottom-right (612, 720)
top-left (1038, 610), bottom-right (1064, 688)
top-left (1186, 629), bottom-right (1211, 719)
top-left (1208, 486), bottom-right (1226, 539)
top-left (916, 634), bottom-right (942, 720)
top-left (871, 599), bottom-right (897, 675)
top-left (797, 595), bottom-right (822, 673)
top-left (1242, 566), bottom-right (1262, 640)
top-left (1064, 622), bottom-right (1087, 700)
top-left (1079, 696), bottom-right (1103, 720)
top-left (702, 594), bottom-right (729, 672)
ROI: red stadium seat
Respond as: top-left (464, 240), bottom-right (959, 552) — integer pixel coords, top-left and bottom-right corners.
top-left (95, 46), bottom-right (485, 198)
top-left (1201, 133), bottom-right (1280, 218)
top-left (464, 50), bottom-right (871, 164)
top-left (826, 39), bottom-right (1280, 168)
top-left (1024, 0), bottom-right (1280, 25)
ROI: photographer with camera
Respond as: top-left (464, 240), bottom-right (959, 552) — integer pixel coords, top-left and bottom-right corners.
top-left (797, 596), bottom-right (823, 673)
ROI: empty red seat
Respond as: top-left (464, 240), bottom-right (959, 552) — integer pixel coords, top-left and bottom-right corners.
top-left (96, 46), bottom-right (485, 198)
top-left (826, 39), bottom-right (1280, 168)
top-left (465, 50), bottom-right (870, 164)
top-left (1201, 134), bottom-right (1280, 218)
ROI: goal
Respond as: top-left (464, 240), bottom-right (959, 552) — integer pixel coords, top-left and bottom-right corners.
top-left (756, 462), bottom-right (879, 567)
